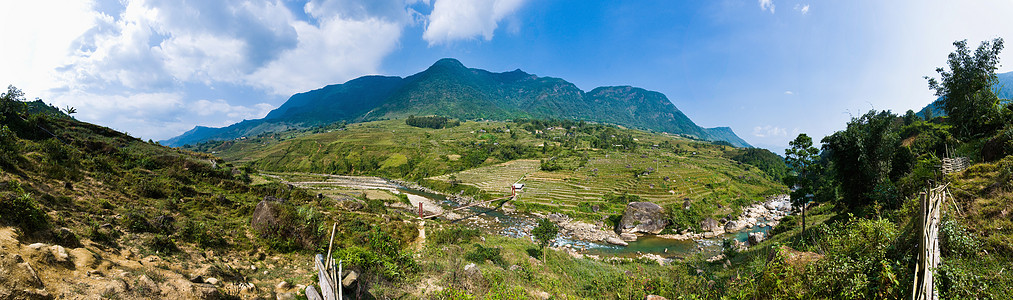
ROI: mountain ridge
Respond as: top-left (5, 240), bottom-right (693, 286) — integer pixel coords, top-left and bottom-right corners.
top-left (162, 58), bottom-right (752, 147)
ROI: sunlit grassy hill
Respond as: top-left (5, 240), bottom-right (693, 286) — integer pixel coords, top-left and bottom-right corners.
top-left (192, 119), bottom-right (785, 226)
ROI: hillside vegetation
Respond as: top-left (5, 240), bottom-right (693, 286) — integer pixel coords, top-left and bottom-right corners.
top-left (189, 118), bottom-right (784, 229)
top-left (0, 87), bottom-right (419, 299)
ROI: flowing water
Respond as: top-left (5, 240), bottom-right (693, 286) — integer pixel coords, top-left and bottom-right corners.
top-left (396, 184), bottom-right (777, 259)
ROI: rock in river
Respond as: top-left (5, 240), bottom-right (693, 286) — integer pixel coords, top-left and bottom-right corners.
top-left (620, 202), bottom-right (668, 234)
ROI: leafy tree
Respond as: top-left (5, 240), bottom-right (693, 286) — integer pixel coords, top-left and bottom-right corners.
top-left (821, 110), bottom-right (905, 210)
top-left (902, 109), bottom-right (919, 125)
top-left (784, 133), bottom-right (820, 236)
top-left (531, 218), bottom-right (558, 261)
top-left (926, 38), bottom-right (1006, 140)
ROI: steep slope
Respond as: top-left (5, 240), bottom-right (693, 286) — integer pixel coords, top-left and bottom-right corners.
top-left (163, 58), bottom-right (751, 147)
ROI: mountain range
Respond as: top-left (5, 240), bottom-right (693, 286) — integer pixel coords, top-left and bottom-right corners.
top-left (162, 58), bottom-right (751, 147)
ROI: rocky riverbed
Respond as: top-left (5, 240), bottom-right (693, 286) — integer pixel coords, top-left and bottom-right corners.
top-left (657, 194), bottom-right (791, 241)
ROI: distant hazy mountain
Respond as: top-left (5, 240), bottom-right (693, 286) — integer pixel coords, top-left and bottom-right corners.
top-left (162, 58), bottom-right (751, 147)
top-left (916, 71), bottom-right (1013, 119)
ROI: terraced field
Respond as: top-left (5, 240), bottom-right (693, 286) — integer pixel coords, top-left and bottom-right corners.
top-left (431, 149), bottom-right (783, 222)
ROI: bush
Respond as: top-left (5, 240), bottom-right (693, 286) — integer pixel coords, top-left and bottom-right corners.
top-left (0, 189), bottom-right (49, 231)
top-left (146, 234), bottom-right (178, 254)
top-left (335, 228), bottom-right (418, 284)
top-left (122, 212), bottom-right (154, 233)
top-left (464, 243), bottom-right (506, 266)
top-left (179, 220), bottom-right (227, 248)
top-left (429, 227), bottom-right (481, 245)
top-left (0, 125), bottom-right (18, 167)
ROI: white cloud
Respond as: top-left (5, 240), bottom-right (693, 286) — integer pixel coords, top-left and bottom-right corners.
top-left (0, 1), bottom-right (99, 96)
top-left (784, 90), bottom-right (794, 95)
top-left (423, 0), bottom-right (526, 45)
top-left (752, 125), bottom-right (788, 138)
top-left (247, 16), bottom-right (402, 95)
top-left (48, 91), bottom-right (275, 139)
top-left (793, 4), bottom-right (809, 15)
top-left (758, 0), bottom-right (775, 14)
top-left (0, 0), bottom-right (420, 140)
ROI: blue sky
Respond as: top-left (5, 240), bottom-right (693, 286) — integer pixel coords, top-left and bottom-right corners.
top-left (2, 0), bottom-right (1012, 152)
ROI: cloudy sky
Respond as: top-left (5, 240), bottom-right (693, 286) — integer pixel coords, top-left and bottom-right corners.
top-left (2, 0), bottom-right (1012, 152)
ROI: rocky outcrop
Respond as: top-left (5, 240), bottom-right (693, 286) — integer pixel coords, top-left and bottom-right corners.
top-left (700, 217), bottom-right (720, 232)
top-left (251, 197), bottom-right (285, 232)
top-left (748, 232), bottom-right (765, 246)
top-left (620, 202), bottom-right (668, 234)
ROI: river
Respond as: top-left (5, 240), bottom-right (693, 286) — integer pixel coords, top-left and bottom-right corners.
top-left (395, 184), bottom-right (775, 259)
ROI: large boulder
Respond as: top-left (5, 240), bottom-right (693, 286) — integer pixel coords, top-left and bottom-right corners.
top-left (251, 197), bottom-right (285, 233)
top-left (620, 202), bottom-right (668, 234)
top-left (724, 220), bottom-right (746, 232)
top-left (748, 232), bottom-right (765, 246)
top-left (700, 217), bottom-right (720, 232)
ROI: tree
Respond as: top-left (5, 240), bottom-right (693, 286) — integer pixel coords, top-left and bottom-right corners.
top-left (821, 110), bottom-right (905, 211)
top-left (531, 218), bottom-right (558, 261)
top-left (784, 133), bottom-right (821, 237)
top-left (903, 109), bottom-right (919, 125)
top-left (926, 38), bottom-right (1005, 140)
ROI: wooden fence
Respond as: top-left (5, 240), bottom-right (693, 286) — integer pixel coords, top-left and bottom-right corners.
top-left (912, 184), bottom-right (947, 300)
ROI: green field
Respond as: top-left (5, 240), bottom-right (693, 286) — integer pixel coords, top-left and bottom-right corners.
top-left (199, 119), bottom-right (785, 225)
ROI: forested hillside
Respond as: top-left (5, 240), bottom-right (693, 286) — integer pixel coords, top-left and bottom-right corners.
top-left (163, 58), bottom-right (751, 148)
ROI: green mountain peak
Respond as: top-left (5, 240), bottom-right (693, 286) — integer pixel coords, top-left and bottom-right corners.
top-left (162, 59), bottom-right (751, 148)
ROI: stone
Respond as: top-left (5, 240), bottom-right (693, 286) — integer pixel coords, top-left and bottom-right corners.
top-left (50, 245), bottom-right (69, 262)
top-left (251, 198), bottom-right (285, 233)
top-left (619, 202), bottom-right (668, 234)
top-left (70, 248), bottom-right (97, 270)
top-left (619, 233), bottom-right (638, 242)
top-left (532, 290), bottom-right (551, 299)
top-left (205, 277), bottom-right (219, 285)
top-left (189, 275), bottom-right (205, 284)
top-left (277, 292), bottom-right (296, 300)
top-left (341, 270), bottom-right (358, 288)
top-left (102, 279), bottom-right (129, 295)
top-left (276, 281), bottom-right (291, 290)
top-left (646, 295), bottom-right (669, 300)
top-left (700, 217), bottom-right (720, 232)
top-left (191, 283), bottom-right (221, 299)
top-left (724, 221), bottom-right (746, 232)
top-left (137, 274), bottom-right (161, 294)
top-left (464, 263), bottom-right (477, 272)
top-left (748, 232), bottom-right (765, 246)
top-left (605, 236), bottom-right (629, 246)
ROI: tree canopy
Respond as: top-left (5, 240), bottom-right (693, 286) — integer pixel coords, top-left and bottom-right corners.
top-left (926, 38), bottom-right (1006, 140)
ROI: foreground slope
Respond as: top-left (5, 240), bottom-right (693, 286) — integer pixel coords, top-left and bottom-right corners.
top-left (164, 58), bottom-right (751, 147)
top-left (0, 96), bottom-right (420, 299)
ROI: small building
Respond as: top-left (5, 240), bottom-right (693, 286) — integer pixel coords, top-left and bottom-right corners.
top-left (512, 183), bottom-right (524, 190)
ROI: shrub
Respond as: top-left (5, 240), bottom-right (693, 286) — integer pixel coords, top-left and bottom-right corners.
top-left (179, 220), bottom-right (227, 248)
top-left (464, 243), bottom-right (506, 267)
top-left (146, 234), bottom-right (178, 254)
top-left (0, 125), bottom-right (18, 167)
top-left (0, 189), bottom-right (49, 231)
top-left (122, 212), bottom-right (154, 233)
top-left (430, 227), bottom-right (481, 245)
